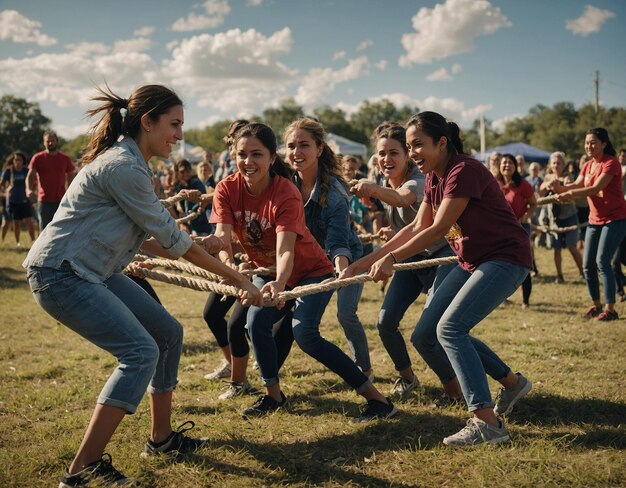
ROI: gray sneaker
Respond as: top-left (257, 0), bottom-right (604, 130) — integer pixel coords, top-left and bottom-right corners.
top-left (494, 372), bottom-right (532, 416)
top-left (218, 381), bottom-right (257, 400)
top-left (443, 418), bottom-right (510, 446)
top-left (390, 375), bottom-right (420, 397)
top-left (204, 360), bottom-right (231, 381)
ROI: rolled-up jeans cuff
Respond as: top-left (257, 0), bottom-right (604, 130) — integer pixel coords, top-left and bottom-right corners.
top-left (147, 382), bottom-right (178, 396)
top-left (262, 376), bottom-right (280, 387)
top-left (467, 401), bottom-right (494, 413)
top-left (97, 396), bottom-right (139, 414)
top-left (355, 378), bottom-right (372, 395)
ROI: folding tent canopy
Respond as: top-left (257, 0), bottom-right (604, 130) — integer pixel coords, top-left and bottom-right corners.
top-left (326, 132), bottom-right (368, 159)
top-left (473, 142), bottom-right (551, 164)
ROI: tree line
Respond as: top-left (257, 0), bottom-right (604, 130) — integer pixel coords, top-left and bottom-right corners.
top-left (1, 94), bottom-right (625, 165)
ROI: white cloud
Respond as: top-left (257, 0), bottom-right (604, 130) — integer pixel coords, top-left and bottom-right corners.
top-left (65, 42), bottom-right (108, 55)
top-left (356, 39), bottom-right (373, 51)
top-left (0, 9), bottom-right (57, 46)
top-left (399, 0), bottom-right (511, 66)
top-left (332, 50), bottom-right (346, 61)
top-left (566, 5), bottom-right (615, 37)
top-left (426, 63), bottom-right (462, 81)
top-left (375, 59), bottom-right (388, 71)
top-left (171, 0), bottom-right (231, 32)
top-left (164, 28), bottom-right (296, 114)
top-left (427, 68), bottom-right (452, 81)
top-left (491, 113), bottom-right (523, 133)
top-left (247, 0), bottom-right (263, 5)
top-left (53, 121), bottom-right (91, 140)
top-left (113, 37), bottom-right (153, 53)
top-left (295, 56), bottom-right (370, 107)
top-left (134, 26), bottom-right (155, 37)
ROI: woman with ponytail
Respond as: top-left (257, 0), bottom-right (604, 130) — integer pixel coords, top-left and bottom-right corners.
top-left (348, 122), bottom-right (454, 398)
top-left (551, 127), bottom-right (626, 321)
top-left (284, 117), bottom-right (373, 379)
top-left (210, 122), bottom-right (396, 421)
top-left (342, 111), bottom-right (533, 446)
top-left (23, 84), bottom-right (261, 487)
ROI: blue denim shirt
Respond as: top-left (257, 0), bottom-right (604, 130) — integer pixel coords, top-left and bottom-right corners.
top-left (295, 173), bottom-right (363, 264)
top-left (23, 137), bottom-right (193, 283)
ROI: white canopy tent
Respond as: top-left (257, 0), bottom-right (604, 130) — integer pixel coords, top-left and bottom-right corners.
top-left (326, 133), bottom-right (367, 159)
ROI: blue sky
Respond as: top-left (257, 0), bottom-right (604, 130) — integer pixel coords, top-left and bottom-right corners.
top-left (1, 0), bottom-right (624, 139)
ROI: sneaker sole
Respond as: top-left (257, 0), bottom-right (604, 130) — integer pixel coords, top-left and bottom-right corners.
top-left (443, 433), bottom-right (510, 446)
top-left (495, 379), bottom-right (533, 416)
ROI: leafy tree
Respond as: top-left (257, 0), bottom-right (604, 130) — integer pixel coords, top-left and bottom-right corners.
top-left (349, 99), bottom-right (418, 147)
top-left (261, 98), bottom-right (304, 141)
top-left (185, 120), bottom-right (234, 159)
top-left (61, 134), bottom-right (90, 160)
top-left (0, 95), bottom-right (51, 161)
top-left (312, 105), bottom-right (363, 142)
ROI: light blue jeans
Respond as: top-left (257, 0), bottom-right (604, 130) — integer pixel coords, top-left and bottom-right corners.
top-left (412, 260), bottom-right (529, 411)
top-left (336, 282), bottom-right (371, 372)
top-left (583, 219), bottom-right (626, 304)
top-left (26, 264), bottom-right (183, 413)
top-left (247, 274), bottom-right (371, 393)
top-left (378, 247), bottom-right (455, 372)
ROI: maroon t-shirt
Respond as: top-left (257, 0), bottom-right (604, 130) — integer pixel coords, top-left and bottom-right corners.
top-left (423, 154), bottom-right (532, 272)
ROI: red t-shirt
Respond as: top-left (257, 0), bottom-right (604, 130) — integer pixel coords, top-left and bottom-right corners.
top-left (423, 154), bottom-right (532, 272)
top-left (499, 179), bottom-right (534, 220)
top-left (210, 172), bottom-right (333, 288)
top-left (29, 151), bottom-right (75, 202)
top-left (581, 155), bottom-right (626, 225)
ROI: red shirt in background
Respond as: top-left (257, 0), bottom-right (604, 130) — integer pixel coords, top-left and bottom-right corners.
top-left (424, 154), bottom-right (532, 273)
top-left (581, 155), bottom-right (626, 225)
top-left (29, 151), bottom-right (75, 202)
top-left (210, 172), bottom-right (333, 288)
top-left (499, 179), bottom-right (534, 220)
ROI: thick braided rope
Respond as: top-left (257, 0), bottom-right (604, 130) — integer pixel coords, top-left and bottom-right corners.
top-left (135, 257), bottom-right (276, 281)
top-left (127, 255), bottom-right (459, 306)
top-left (176, 210), bottom-right (203, 224)
top-left (532, 222), bottom-right (588, 234)
top-left (358, 233), bottom-right (383, 243)
top-left (160, 191), bottom-right (188, 209)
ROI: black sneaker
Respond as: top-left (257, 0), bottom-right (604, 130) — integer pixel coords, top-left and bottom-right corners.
top-left (351, 397), bottom-right (398, 423)
top-left (141, 421), bottom-right (209, 457)
top-left (242, 392), bottom-right (287, 417)
top-left (59, 453), bottom-right (132, 487)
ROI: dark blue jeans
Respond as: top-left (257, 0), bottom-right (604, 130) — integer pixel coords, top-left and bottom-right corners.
top-left (584, 219), bottom-right (626, 304)
top-left (246, 274), bottom-right (371, 393)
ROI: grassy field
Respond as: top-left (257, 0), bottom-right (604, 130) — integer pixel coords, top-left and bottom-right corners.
top-left (0, 241), bottom-right (625, 487)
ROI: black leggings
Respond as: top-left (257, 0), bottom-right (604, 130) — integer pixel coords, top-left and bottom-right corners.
top-left (521, 274), bottom-right (532, 305)
top-left (203, 292), bottom-right (236, 348)
top-left (228, 300), bottom-right (295, 370)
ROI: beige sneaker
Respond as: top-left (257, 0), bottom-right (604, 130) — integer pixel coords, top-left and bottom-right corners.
top-left (203, 359), bottom-right (231, 380)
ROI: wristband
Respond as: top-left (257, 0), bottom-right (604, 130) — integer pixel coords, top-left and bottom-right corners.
top-left (389, 252), bottom-right (398, 263)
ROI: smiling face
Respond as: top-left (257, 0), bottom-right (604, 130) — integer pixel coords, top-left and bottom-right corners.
top-left (405, 125), bottom-right (447, 176)
top-left (499, 156), bottom-right (516, 179)
top-left (585, 133), bottom-right (606, 160)
top-left (143, 105), bottom-right (184, 160)
top-left (235, 136), bottom-right (275, 195)
top-left (285, 128), bottom-right (322, 178)
top-left (376, 136), bottom-right (409, 185)
top-left (549, 155), bottom-right (564, 177)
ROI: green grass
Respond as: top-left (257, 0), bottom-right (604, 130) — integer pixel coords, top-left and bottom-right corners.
top-left (1, 241), bottom-right (625, 487)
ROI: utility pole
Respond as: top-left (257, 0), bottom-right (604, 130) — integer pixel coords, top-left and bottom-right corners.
top-left (594, 70), bottom-right (600, 113)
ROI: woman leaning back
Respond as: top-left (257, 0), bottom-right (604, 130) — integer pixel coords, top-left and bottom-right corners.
top-left (23, 84), bottom-right (261, 487)
top-left (342, 111), bottom-right (533, 446)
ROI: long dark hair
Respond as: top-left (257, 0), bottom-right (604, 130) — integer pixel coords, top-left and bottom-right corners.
top-left (405, 111), bottom-right (464, 155)
top-left (233, 123), bottom-right (293, 179)
top-left (82, 84), bottom-right (183, 164)
top-left (284, 117), bottom-right (346, 208)
top-left (496, 153), bottom-right (522, 188)
top-left (586, 127), bottom-right (616, 157)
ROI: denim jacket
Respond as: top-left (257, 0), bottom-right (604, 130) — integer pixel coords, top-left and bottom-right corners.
top-left (294, 173), bottom-right (363, 264)
top-left (23, 137), bottom-right (192, 283)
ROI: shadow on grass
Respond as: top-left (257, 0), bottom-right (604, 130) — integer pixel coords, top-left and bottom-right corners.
top-left (0, 266), bottom-right (28, 289)
top-left (201, 410), bottom-right (451, 487)
top-left (182, 340), bottom-right (220, 356)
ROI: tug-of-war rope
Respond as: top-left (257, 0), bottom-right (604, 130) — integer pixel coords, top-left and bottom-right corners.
top-left (126, 255), bottom-right (459, 307)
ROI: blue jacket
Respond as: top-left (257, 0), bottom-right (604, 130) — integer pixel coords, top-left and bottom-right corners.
top-left (295, 173), bottom-right (363, 265)
top-left (23, 137), bottom-right (192, 283)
